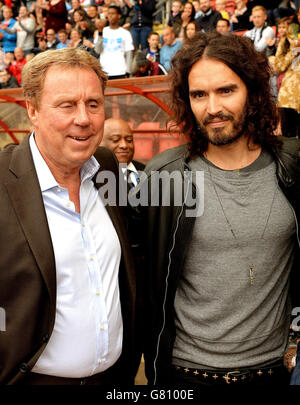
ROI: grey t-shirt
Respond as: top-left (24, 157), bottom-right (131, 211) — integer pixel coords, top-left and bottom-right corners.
top-left (172, 150), bottom-right (296, 370)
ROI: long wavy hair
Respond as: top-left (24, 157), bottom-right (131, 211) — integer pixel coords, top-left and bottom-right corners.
top-left (169, 31), bottom-right (281, 156)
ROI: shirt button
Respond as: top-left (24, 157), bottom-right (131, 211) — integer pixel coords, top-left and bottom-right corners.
top-left (90, 256), bottom-right (94, 261)
top-left (100, 325), bottom-right (105, 331)
top-left (96, 290), bottom-right (100, 295)
top-left (56, 188), bottom-right (61, 193)
top-left (66, 202), bottom-right (71, 207)
top-left (98, 358), bottom-right (102, 364)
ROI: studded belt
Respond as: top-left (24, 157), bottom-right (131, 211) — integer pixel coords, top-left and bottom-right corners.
top-left (172, 362), bottom-right (285, 385)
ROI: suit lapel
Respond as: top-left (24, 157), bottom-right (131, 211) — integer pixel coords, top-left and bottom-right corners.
top-left (93, 147), bottom-right (136, 304)
top-left (94, 150), bottom-right (129, 260)
top-left (5, 137), bottom-right (56, 309)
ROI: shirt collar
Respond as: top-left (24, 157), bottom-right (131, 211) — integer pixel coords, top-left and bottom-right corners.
top-left (200, 8), bottom-right (212, 17)
top-left (127, 161), bottom-right (138, 174)
top-left (29, 133), bottom-right (100, 192)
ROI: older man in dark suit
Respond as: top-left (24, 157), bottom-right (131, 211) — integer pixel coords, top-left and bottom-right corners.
top-left (0, 47), bottom-right (137, 385)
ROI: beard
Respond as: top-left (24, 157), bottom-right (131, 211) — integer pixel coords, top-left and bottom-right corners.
top-left (198, 106), bottom-right (248, 146)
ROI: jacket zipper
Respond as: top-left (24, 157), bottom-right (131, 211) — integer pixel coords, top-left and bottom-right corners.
top-left (152, 152), bottom-right (298, 382)
top-left (153, 166), bottom-right (192, 384)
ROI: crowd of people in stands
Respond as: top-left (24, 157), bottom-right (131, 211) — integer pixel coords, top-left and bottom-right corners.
top-left (0, 0), bottom-right (299, 135)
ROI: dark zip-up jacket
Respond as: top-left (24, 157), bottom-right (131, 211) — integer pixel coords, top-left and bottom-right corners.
top-left (140, 137), bottom-right (300, 384)
top-left (130, 0), bottom-right (156, 28)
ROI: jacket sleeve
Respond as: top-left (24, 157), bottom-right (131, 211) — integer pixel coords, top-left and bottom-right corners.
top-left (2, 21), bottom-right (17, 34)
top-left (19, 18), bottom-right (35, 33)
top-left (274, 39), bottom-right (295, 74)
top-left (255, 26), bottom-right (274, 53)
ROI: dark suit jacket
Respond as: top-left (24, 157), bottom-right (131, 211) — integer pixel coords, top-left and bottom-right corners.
top-left (0, 138), bottom-right (137, 385)
top-left (195, 9), bottom-right (222, 32)
top-left (132, 160), bottom-right (145, 172)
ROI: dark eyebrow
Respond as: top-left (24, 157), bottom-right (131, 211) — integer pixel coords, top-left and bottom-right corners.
top-left (189, 83), bottom-right (239, 97)
top-left (189, 90), bottom-right (204, 98)
top-left (217, 84), bottom-right (239, 92)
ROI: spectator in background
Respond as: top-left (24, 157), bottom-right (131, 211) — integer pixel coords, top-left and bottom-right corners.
top-left (268, 17), bottom-right (293, 101)
top-left (86, 5), bottom-right (99, 32)
top-left (0, 6), bottom-right (36, 55)
top-left (176, 2), bottom-right (195, 42)
top-left (32, 36), bottom-right (48, 54)
top-left (143, 31), bottom-right (160, 62)
top-left (99, 3), bottom-right (109, 21)
top-left (56, 28), bottom-right (70, 48)
top-left (230, 0), bottom-right (253, 31)
top-left (160, 26), bottom-right (182, 71)
top-left (244, 6), bottom-right (275, 54)
top-left (100, 117), bottom-right (145, 297)
top-left (0, 68), bottom-right (19, 88)
top-left (273, 21), bottom-right (300, 138)
top-left (101, 117), bottom-right (145, 179)
top-left (192, 0), bottom-right (201, 19)
top-left (0, 6), bottom-right (17, 54)
top-left (100, 5), bottom-right (134, 79)
top-left (266, 16), bottom-right (291, 56)
top-left (31, 2), bottom-right (46, 33)
top-left (36, 0), bottom-right (68, 33)
top-left (68, 0), bottom-right (85, 24)
top-left (91, 17), bottom-right (108, 48)
top-left (8, 46), bottom-right (26, 86)
top-left (130, 0), bottom-right (156, 50)
top-left (46, 28), bottom-right (58, 49)
top-left (195, 0), bottom-right (222, 32)
top-left (216, 17), bottom-right (231, 34)
top-left (119, 0), bottom-right (133, 28)
top-left (69, 28), bottom-right (83, 47)
top-left (184, 20), bottom-right (199, 40)
top-left (215, 0), bottom-right (231, 20)
top-left (132, 50), bottom-right (167, 76)
top-left (4, 49), bottom-right (14, 63)
top-left (72, 9), bottom-right (94, 39)
top-left (168, 0), bottom-right (182, 36)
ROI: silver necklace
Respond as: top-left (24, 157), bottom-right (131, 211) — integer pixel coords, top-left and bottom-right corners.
top-left (206, 161), bottom-right (277, 286)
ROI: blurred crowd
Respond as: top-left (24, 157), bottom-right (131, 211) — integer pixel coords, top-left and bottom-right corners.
top-left (0, 0), bottom-right (299, 137)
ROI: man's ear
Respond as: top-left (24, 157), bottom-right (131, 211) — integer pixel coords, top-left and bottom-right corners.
top-left (26, 99), bottom-right (38, 126)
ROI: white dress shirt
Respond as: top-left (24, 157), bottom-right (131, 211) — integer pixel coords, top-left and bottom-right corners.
top-left (29, 135), bottom-right (123, 377)
top-left (121, 162), bottom-right (139, 186)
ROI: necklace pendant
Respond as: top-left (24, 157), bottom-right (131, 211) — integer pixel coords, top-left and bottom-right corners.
top-left (249, 264), bottom-right (254, 286)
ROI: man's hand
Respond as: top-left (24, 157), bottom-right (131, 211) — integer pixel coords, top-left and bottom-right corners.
top-left (83, 39), bottom-right (93, 48)
top-left (265, 36), bottom-right (276, 47)
top-left (284, 346), bottom-right (297, 372)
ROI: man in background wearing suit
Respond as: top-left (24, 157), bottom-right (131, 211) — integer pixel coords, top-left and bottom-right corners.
top-left (101, 118), bottom-right (145, 187)
top-left (0, 47), bottom-right (137, 385)
top-left (101, 118), bottom-right (145, 359)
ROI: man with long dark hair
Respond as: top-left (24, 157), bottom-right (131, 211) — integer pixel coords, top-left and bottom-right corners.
top-left (140, 31), bottom-right (300, 387)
